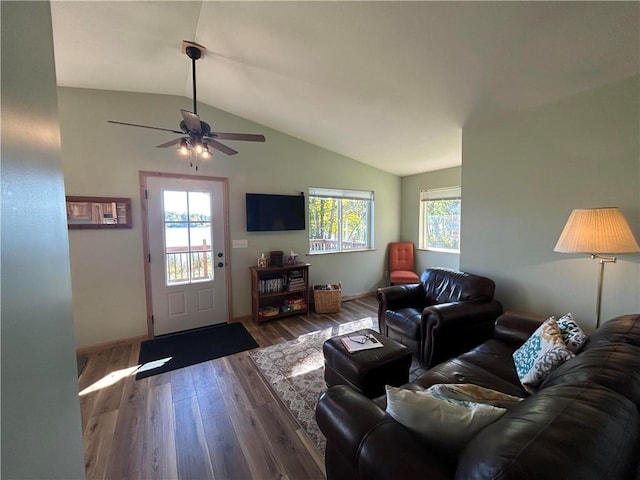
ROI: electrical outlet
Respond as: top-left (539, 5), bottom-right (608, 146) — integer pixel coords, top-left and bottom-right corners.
top-left (232, 239), bottom-right (248, 248)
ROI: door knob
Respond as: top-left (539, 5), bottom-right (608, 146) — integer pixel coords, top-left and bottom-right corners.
top-left (217, 262), bottom-right (224, 268)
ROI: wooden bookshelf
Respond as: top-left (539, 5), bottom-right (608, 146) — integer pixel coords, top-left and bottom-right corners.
top-left (249, 263), bottom-right (310, 323)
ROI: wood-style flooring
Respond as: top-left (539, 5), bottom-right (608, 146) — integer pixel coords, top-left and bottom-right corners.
top-left (79, 295), bottom-right (379, 480)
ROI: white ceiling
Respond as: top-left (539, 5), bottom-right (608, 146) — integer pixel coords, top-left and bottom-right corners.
top-left (50, 1), bottom-right (639, 176)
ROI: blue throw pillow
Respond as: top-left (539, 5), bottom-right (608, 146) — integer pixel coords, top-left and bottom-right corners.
top-left (512, 317), bottom-right (575, 393)
top-left (556, 313), bottom-right (589, 353)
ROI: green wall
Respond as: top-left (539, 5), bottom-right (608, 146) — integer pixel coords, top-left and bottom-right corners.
top-left (1, 2), bottom-right (85, 478)
top-left (401, 166), bottom-right (461, 273)
top-left (461, 76), bottom-right (640, 329)
top-left (57, 87), bottom-right (401, 347)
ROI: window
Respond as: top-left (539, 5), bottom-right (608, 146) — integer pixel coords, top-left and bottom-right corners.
top-left (419, 187), bottom-right (461, 252)
top-left (162, 190), bottom-right (213, 284)
top-left (308, 187), bottom-right (374, 253)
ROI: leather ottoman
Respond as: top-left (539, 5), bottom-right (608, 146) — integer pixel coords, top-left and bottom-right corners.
top-left (323, 329), bottom-right (412, 398)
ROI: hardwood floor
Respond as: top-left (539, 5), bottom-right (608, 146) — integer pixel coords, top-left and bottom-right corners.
top-left (79, 295), bottom-right (379, 480)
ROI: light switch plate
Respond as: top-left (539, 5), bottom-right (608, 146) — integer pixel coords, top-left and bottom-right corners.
top-left (232, 239), bottom-right (248, 248)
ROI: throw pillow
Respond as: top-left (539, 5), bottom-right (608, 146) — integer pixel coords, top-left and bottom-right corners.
top-left (385, 385), bottom-right (507, 452)
top-left (427, 383), bottom-right (523, 408)
top-left (556, 313), bottom-right (589, 353)
top-left (512, 317), bottom-right (575, 393)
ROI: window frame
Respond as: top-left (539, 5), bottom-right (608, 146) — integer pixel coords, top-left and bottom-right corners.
top-left (308, 187), bottom-right (374, 254)
top-left (419, 186), bottom-right (461, 253)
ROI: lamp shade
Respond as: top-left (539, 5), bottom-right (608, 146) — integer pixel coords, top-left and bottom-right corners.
top-left (554, 207), bottom-right (640, 254)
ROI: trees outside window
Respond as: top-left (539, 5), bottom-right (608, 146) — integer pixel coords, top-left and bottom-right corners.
top-left (308, 187), bottom-right (374, 253)
top-left (419, 187), bottom-right (461, 252)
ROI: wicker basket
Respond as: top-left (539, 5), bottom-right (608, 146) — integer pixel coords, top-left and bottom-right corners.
top-left (313, 282), bottom-right (342, 313)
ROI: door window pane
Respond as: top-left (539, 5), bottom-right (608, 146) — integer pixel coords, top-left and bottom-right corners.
top-left (188, 191), bottom-right (211, 221)
top-left (164, 191), bottom-right (188, 222)
top-left (163, 190), bottom-right (213, 284)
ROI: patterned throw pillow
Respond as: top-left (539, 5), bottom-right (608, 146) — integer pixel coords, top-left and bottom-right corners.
top-left (512, 317), bottom-right (575, 393)
top-left (556, 313), bottom-right (589, 353)
top-left (385, 385), bottom-right (507, 452)
top-left (427, 383), bottom-right (523, 408)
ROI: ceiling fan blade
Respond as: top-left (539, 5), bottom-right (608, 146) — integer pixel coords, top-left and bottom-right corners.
top-left (107, 120), bottom-right (183, 134)
top-left (180, 109), bottom-right (202, 134)
top-left (207, 139), bottom-right (238, 156)
top-left (156, 138), bottom-right (185, 148)
top-left (208, 132), bottom-right (266, 142)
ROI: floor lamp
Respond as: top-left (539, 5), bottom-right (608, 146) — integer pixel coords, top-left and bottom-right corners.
top-left (554, 207), bottom-right (640, 328)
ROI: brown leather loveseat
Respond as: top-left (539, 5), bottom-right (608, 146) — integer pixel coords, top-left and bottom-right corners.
top-left (377, 268), bottom-right (503, 367)
top-left (316, 312), bottom-right (640, 480)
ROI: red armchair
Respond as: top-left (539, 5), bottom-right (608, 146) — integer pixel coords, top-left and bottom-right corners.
top-left (388, 242), bottom-right (420, 285)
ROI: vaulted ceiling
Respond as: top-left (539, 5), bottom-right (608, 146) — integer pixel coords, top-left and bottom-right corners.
top-left (50, 1), bottom-right (639, 176)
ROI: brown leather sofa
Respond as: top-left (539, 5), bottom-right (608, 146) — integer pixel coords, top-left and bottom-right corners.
top-left (377, 268), bottom-right (503, 367)
top-left (316, 312), bottom-right (640, 480)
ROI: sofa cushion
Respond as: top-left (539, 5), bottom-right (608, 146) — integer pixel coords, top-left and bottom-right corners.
top-left (585, 313), bottom-right (640, 349)
top-left (456, 383), bottom-right (640, 480)
top-left (413, 356), bottom-right (528, 398)
top-left (540, 342), bottom-right (640, 405)
top-left (512, 317), bottom-right (575, 393)
top-left (390, 270), bottom-right (420, 284)
top-left (385, 308), bottom-right (422, 339)
top-left (456, 340), bottom-right (525, 392)
top-left (385, 385), bottom-right (506, 453)
top-left (556, 313), bottom-right (589, 353)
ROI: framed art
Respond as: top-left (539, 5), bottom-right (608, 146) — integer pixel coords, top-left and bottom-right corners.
top-left (66, 196), bottom-right (132, 229)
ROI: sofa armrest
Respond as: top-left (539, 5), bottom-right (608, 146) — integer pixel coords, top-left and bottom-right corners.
top-left (493, 310), bottom-right (546, 346)
top-left (316, 385), bottom-right (453, 480)
top-left (376, 284), bottom-right (426, 333)
top-left (420, 299), bottom-right (503, 367)
top-left (316, 385), bottom-right (387, 465)
top-left (358, 421), bottom-right (453, 480)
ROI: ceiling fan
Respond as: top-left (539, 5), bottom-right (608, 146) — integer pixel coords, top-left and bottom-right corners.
top-left (108, 41), bottom-right (265, 161)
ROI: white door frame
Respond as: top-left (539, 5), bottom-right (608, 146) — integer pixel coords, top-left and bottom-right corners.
top-left (139, 171), bottom-right (232, 338)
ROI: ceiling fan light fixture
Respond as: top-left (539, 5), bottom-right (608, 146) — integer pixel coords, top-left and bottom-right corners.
top-left (178, 139), bottom-right (189, 155)
top-left (201, 147), bottom-right (211, 159)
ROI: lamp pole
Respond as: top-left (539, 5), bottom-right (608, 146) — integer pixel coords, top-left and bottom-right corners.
top-left (592, 254), bottom-right (616, 328)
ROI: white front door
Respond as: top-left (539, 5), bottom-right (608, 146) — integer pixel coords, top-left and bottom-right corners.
top-left (145, 174), bottom-right (229, 336)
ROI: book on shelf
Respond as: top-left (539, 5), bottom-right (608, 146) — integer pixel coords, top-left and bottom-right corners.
top-left (280, 303), bottom-right (306, 312)
top-left (340, 334), bottom-right (384, 353)
top-left (259, 306), bottom-right (280, 318)
top-left (258, 275), bottom-right (288, 293)
top-left (283, 297), bottom-right (305, 305)
top-left (287, 271), bottom-right (305, 288)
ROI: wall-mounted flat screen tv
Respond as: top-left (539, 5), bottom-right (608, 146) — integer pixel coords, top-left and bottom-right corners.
top-left (246, 193), bottom-right (305, 232)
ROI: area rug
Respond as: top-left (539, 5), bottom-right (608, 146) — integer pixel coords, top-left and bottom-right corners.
top-left (250, 317), bottom-right (426, 455)
top-left (136, 322), bottom-right (258, 380)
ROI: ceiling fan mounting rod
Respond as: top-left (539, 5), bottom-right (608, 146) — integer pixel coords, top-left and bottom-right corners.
top-left (185, 45), bottom-right (202, 115)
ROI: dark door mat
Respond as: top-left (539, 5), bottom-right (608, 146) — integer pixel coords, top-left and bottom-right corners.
top-left (136, 322), bottom-right (258, 380)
